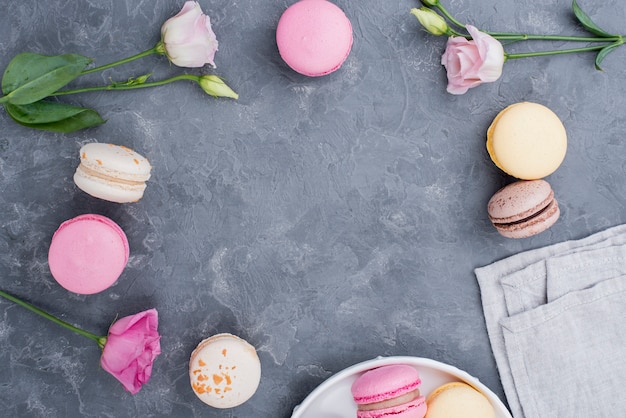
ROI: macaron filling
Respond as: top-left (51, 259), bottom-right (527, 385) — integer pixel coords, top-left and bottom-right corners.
top-left (357, 388), bottom-right (422, 411)
top-left (356, 396), bottom-right (427, 418)
top-left (75, 164), bottom-right (147, 188)
top-left (353, 379), bottom-right (422, 405)
top-left (492, 197), bottom-right (556, 227)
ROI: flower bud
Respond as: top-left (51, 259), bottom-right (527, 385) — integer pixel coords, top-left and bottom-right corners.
top-left (198, 75), bottom-right (238, 99)
top-left (411, 8), bottom-right (450, 36)
top-left (420, 0), bottom-right (440, 6)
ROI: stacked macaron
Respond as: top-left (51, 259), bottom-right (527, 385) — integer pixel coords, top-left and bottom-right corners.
top-left (74, 142), bottom-right (152, 203)
top-left (486, 102), bottom-right (567, 238)
top-left (351, 364), bottom-right (427, 418)
top-left (487, 179), bottom-right (560, 239)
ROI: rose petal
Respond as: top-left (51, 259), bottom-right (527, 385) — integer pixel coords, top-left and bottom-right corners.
top-left (441, 26), bottom-right (505, 94)
top-left (160, 1), bottom-right (219, 68)
top-left (100, 309), bottom-right (161, 395)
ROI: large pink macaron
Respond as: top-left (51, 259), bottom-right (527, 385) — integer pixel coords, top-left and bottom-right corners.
top-left (351, 364), bottom-right (427, 418)
top-left (276, 0), bottom-right (353, 76)
top-left (48, 214), bottom-right (129, 294)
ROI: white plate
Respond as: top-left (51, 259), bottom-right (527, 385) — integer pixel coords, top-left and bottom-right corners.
top-left (291, 356), bottom-right (512, 418)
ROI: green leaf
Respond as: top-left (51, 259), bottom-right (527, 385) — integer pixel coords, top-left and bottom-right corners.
top-left (572, 0), bottom-right (615, 37)
top-left (5, 100), bottom-right (98, 124)
top-left (4, 100), bottom-right (105, 133)
top-left (595, 42), bottom-right (622, 71)
top-left (1, 53), bottom-right (92, 105)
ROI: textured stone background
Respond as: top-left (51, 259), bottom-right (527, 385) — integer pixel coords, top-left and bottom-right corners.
top-left (1, 0), bottom-right (625, 417)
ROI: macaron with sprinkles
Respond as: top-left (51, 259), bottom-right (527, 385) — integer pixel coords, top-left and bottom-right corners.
top-left (74, 142), bottom-right (152, 203)
top-left (189, 333), bottom-right (261, 408)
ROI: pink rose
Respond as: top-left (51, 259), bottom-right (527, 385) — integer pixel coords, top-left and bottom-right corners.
top-left (100, 309), bottom-right (161, 394)
top-left (160, 1), bottom-right (218, 68)
top-left (441, 25), bottom-right (505, 94)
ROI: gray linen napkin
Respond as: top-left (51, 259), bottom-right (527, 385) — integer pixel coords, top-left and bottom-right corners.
top-left (475, 225), bottom-right (626, 418)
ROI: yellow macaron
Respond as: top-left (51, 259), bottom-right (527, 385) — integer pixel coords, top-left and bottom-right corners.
top-left (487, 102), bottom-right (567, 180)
top-left (425, 382), bottom-right (495, 418)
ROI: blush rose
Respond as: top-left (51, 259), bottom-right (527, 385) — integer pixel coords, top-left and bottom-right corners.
top-left (100, 308), bottom-right (162, 394)
top-left (441, 25), bottom-right (505, 94)
top-left (160, 1), bottom-right (219, 68)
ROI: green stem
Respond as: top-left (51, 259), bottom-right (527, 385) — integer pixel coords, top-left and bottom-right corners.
top-left (505, 43), bottom-right (609, 60)
top-left (447, 24), bottom-right (624, 44)
top-left (491, 34), bottom-right (622, 42)
top-left (433, 2), bottom-right (625, 43)
top-left (50, 74), bottom-right (200, 96)
top-left (448, 27), bottom-right (466, 37)
top-left (80, 45), bottom-right (160, 75)
top-left (0, 289), bottom-right (105, 348)
top-left (434, 4), bottom-right (466, 29)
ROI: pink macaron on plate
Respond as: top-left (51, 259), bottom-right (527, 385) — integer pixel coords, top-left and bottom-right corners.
top-left (291, 356), bottom-right (512, 418)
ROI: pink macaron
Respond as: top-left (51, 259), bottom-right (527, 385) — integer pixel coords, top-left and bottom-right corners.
top-left (276, 0), bottom-right (353, 76)
top-left (351, 364), bottom-right (427, 418)
top-left (487, 179), bottom-right (560, 239)
top-left (48, 214), bottom-right (129, 294)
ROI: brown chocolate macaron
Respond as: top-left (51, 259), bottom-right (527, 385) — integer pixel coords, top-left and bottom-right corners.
top-left (487, 179), bottom-right (560, 239)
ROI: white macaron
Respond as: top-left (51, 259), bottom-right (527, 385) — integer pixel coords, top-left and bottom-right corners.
top-left (73, 142), bottom-right (152, 203)
top-left (189, 333), bottom-right (261, 408)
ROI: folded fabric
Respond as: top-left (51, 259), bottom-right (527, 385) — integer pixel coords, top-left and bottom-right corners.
top-left (475, 224), bottom-right (626, 418)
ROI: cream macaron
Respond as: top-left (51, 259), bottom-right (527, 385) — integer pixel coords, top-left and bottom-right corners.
top-left (74, 143), bottom-right (152, 203)
top-left (487, 102), bottom-right (567, 180)
top-left (425, 382), bottom-right (495, 418)
top-left (189, 333), bottom-right (261, 408)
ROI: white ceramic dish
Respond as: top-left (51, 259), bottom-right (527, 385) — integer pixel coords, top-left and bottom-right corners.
top-left (291, 356), bottom-right (512, 418)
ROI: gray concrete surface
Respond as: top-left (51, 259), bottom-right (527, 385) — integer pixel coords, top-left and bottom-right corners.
top-left (1, 0), bottom-right (625, 416)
